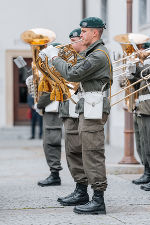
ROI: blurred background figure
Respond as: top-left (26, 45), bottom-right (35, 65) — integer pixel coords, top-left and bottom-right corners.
top-left (27, 93), bottom-right (43, 139)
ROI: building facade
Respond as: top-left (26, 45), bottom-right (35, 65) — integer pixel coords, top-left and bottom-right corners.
top-left (0, 0), bottom-right (150, 148)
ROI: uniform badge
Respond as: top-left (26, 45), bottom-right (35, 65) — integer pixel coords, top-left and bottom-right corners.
top-left (82, 22), bottom-right (87, 27)
top-left (73, 32), bottom-right (78, 37)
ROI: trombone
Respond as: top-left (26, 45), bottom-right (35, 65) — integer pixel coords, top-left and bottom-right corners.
top-left (111, 33), bottom-right (150, 109)
top-left (113, 33), bottom-right (150, 75)
top-left (113, 47), bottom-right (150, 66)
top-left (110, 73), bottom-right (150, 107)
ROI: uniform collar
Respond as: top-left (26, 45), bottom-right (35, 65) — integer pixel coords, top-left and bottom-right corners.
top-left (85, 39), bottom-right (104, 54)
top-left (78, 39), bottom-right (104, 57)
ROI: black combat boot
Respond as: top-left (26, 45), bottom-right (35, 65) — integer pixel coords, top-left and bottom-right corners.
top-left (132, 164), bottom-right (150, 185)
top-left (37, 172), bottom-right (61, 187)
top-left (57, 183), bottom-right (79, 203)
top-left (140, 182), bottom-right (150, 191)
top-left (59, 183), bottom-right (89, 206)
top-left (73, 190), bottom-right (106, 215)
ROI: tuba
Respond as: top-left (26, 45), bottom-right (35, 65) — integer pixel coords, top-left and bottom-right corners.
top-left (21, 28), bottom-right (56, 103)
top-left (113, 33), bottom-right (150, 111)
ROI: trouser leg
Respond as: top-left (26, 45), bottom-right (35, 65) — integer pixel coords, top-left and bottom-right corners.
top-left (140, 116), bottom-right (150, 191)
top-left (38, 115), bottom-right (43, 138)
top-left (134, 114), bottom-right (143, 164)
top-left (141, 116), bottom-right (150, 167)
top-left (64, 118), bottom-right (88, 185)
top-left (43, 112), bottom-right (62, 172)
top-left (132, 115), bottom-right (150, 184)
top-left (79, 113), bottom-right (108, 191)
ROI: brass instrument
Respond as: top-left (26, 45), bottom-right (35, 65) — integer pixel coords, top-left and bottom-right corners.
top-left (36, 42), bottom-right (80, 101)
top-left (21, 28), bottom-right (56, 103)
top-left (111, 33), bottom-right (150, 110)
top-left (110, 73), bottom-right (150, 106)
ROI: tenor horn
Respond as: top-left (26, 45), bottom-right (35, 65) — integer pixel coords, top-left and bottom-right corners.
top-left (36, 41), bottom-right (81, 101)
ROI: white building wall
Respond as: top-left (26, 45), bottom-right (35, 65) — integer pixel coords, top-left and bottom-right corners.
top-left (86, 0), bottom-right (101, 17)
top-left (108, 0), bottom-right (127, 148)
top-left (0, 0), bottom-right (82, 127)
top-left (1, 0), bottom-right (150, 150)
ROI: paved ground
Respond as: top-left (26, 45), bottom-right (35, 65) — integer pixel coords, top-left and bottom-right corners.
top-left (0, 127), bottom-right (150, 224)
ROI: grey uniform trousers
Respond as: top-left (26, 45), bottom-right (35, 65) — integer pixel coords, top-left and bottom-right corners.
top-left (63, 118), bottom-right (88, 185)
top-left (134, 114), bottom-right (145, 164)
top-left (141, 115), bottom-right (150, 167)
top-left (64, 113), bottom-right (108, 191)
top-left (43, 112), bottom-right (63, 172)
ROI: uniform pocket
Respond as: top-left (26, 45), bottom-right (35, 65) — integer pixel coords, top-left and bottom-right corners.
top-left (65, 132), bottom-right (81, 153)
top-left (45, 127), bottom-right (62, 146)
top-left (82, 129), bottom-right (104, 151)
top-left (64, 118), bottom-right (78, 131)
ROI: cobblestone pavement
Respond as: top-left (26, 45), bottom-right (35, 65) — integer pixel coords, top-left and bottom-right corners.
top-left (0, 136), bottom-right (150, 224)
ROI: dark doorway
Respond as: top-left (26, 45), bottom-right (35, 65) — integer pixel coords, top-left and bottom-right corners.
top-left (13, 58), bottom-right (32, 125)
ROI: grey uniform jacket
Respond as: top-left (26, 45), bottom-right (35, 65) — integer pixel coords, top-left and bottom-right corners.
top-left (59, 51), bottom-right (85, 118)
top-left (132, 64), bottom-right (150, 115)
top-left (52, 39), bottom-right (113, 115)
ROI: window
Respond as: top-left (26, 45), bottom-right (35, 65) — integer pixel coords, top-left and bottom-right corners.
top-left (139, 0), bottom-right (147, 26)
top-left (101, 0), bottom-right (108, 40)
top-left (101, 0), bottom-right (108, 24)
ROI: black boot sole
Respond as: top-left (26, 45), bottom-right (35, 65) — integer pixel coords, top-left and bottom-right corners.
top-left (60, 199), bottom-right (89, 206)
top-left (38, 182), bottom-right (61, 187)
top-left (73, 208), bottom-right (106, 215)
top-left (140, 186), bottom-right (150, 191)
top-left (132, 181), bottom-right (150, 185)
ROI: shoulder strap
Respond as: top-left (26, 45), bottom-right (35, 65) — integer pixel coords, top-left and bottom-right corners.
top-left (94, 49), bottom-right (112, 101)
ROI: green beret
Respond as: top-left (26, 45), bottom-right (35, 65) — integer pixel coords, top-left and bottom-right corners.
top-left (50, 42), bottom-right (61, 47)
top-left (69, 28), bottom-right (81, 38)
top-left (143, 42), bottom-right (150, 49)
top-left (80, 17), bottom-right (106, 29)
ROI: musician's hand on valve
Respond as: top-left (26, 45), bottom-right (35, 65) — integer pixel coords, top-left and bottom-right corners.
top-left (39, 45), bottom-right (58, 61)
top-left (39, 51), bottom-right (46, 61)
top-left (34, 103), bottom-right (43, 116)
top-left (137, 50), bottom-right (149, 64)
top-left (125, 61), bottom-right (136, 79)
top-left (43, 45), bottom-right (59, 60)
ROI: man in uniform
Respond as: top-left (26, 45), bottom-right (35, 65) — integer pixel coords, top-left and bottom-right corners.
top-left (58, 28), bottom-right (88, 204)
top-left (27, 43), bottom-right (63, 187)
top-left (40, 17), bottom-right (113, 215)
top-left (130, 48), bottom-right (150, 190)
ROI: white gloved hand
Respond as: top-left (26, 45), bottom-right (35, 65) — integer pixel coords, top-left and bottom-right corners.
top-left (39, 45), bottom-right (59, 61)
top-left (26, 75), bottom-right (34, 96)
top-left (26, 75), bottom-right (33, 86)
top-left (39, 51), bottom-right (47, 61)
top-left (34, 103), bottom-right (43, 116)
top-left (125, 61), bottom-right (136, 77)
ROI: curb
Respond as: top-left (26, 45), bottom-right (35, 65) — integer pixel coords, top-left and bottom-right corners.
top-left (106, 164), bottom-right (144, 175)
